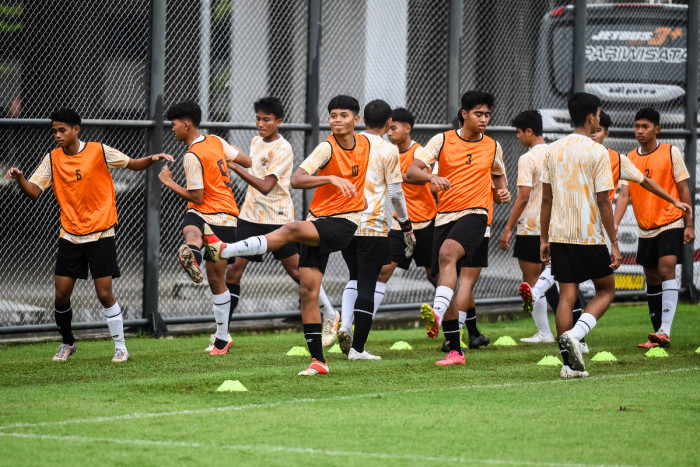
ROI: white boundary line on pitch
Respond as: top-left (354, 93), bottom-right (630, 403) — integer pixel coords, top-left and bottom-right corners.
top-left (0, 431), bottom-right (644, 467)
top-left (0, 366), bottom-right (697, 432)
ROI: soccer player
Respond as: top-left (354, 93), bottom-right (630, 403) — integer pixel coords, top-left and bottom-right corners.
top-left (201, 97), bottom-right (338, 351)
top-left (375, 107), bottom-right (437, 307)
top-left (5, 108), bottom-right (173, 362)
top-left (336, 100), bottom-right (414, 359)
top-left (540, 92), bottom-right (621, 378)
top-left (613, 107), bottom-right (694, 348)
top-left (203, 95), bottom-right (369, 376)
top-left (158, 100), bottom-right (251, 356)
top-left (406, 90), bottom-right (510, 366)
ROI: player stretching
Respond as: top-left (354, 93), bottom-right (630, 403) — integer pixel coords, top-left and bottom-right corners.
top-left (407, 91), bottom-right (509, 366)
top-left (6, 108), bottom-right (173, 362)
top-left (337, 100), bottom-right (414, 359)
top-left (613, 107), bottom-right (694, 348)
top-left (541, 92), bottom-right (621, 378)
top-left (204, 95), bottom-right (368, 376)
top-left (158, 100), bottom-right (251, 356)
top-left (202, 97), bottom-right (337, 351)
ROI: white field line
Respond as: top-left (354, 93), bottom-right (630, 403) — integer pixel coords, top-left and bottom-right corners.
top-left (0, 431), bottom-right (643, 467)
top-left (0, 366), bottom-right (697, 432)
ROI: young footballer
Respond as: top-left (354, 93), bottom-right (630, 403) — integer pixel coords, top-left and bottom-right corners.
top-left (203, 95), bottom-right (369, 376)
top-left (613, 107), bottom-right (694, 348)
top-left (6, 108), bottom-right (173, 362)
top-left (158, 100), bottom-right (251, 356)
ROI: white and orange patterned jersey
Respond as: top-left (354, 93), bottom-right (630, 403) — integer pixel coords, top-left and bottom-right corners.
top-left (541, 134), bottom-right (614, 245)
top-left (516, 143), bottom-right (548, 236)
top-left (238, 135), bottom-right (294, 225)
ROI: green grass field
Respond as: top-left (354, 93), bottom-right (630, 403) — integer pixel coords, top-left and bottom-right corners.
top-left (1, 303), bottom-right (698, 467)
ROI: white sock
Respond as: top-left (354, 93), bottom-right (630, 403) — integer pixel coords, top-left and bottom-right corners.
top-left (373, 282), bottom-right (387, 317)
top-left (532, 296), bottom-right (551, 336)
top-left (660, 279), bottom-right (679, 336)
top-left (221, 235), bottom-right (267, 258)
top-left (432, 285), bottom-right (454, 323)
top-left (341, 280), bottom-right (358, 328)
top-left (570, 312), bottom-right (597, 341)
top-left (212, 291), bottom-right (231, 341)
top-left (318, 285), bottom-right (335, 318)
top-left (531, 266), bottom-right (555, 302)
top-left (458, 311), bottom-right (467, 331)
top-left (103, 302), bottom-right (126, 351)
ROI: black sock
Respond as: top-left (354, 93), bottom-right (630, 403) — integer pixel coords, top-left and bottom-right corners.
top-left (351, 309), bottom-right (373, 353)
top-left (647, 284), bottom-right (663, 332)
top-left (558, 341), bottom-right (571, 367)
top-left (227, 283), bottom-right (240, 322)
top-left (303, 323), bottom-right (324, 363)
top-left (544, 286), bottom-right (559, 311)
top-left (187, 244), bottom-right (203, 266)
top-left (443, 319), bottom-right (462, 354)
top-left (214, 338), bottom-right (228, 350)
top-left (465, 307), bottom-right (479, 336)
top-left (572, 305), bottom-right (584, 344)
top-left (54, 301), bottom-right (75, 345)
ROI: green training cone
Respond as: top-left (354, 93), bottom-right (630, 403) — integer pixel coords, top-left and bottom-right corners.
top-left (493, 336), bottom-right (517, 346)
top-left (328, 343), bottom-right (342, 354)
top-left (591, 351), bottom-right (618, 362)
top-left (695, 346), bottom-right (700, 353)
top-left (286, 346), bottom-right (311, 356)
top-left (537, 355), bottom-right (562, 366)
top-left (390, 341), bottom-right (413, 350)
top-left (217, 380), bottom-right (248, 392)
top-left (645, 347), bottom-right (669, 358)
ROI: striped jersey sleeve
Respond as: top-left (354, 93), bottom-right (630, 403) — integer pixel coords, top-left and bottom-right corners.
top-left (300, 142), bottom-right (332, 175)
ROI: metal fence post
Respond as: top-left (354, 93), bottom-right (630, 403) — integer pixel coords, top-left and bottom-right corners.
top-left (143, 0), bottom-right (167, 335)
top-left (683, 1), bottom-right (699, 302)
top-left (303, 0), bottom-right (322, 217)
top-left (572, 0), bottom-right (586, 94)
top-left (447, 0), bottom-right (462, 123)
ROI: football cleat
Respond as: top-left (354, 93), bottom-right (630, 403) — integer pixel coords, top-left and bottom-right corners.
top-left (560, 365), bottom-right (589, 379)
top-left (520, 332), bottom-right (555, 343)
top-left (348, 348), bottom-right (381, 360)
top-left (420, 303), bottom-right (440, 339)
top-left (435, 350), bottom-right (465, 366)
top-left (559, 331), bottom-right (585, 372)
top-left (209, 342), bottom-right (230, 356)
top-left (637, 340), bottom-right (659, 349)
top-left (112, 349), bottom-right (130, 363)
top-left (468, 333), bottom-right (491, 349)
top-left (321, 313), bottom-right (340, 347)
top-left (648, 331), bottom-right (671, 348)
top-left (518, 282), bottom-right (534, 314)
top-left (337, 326), bottom-right (353, 355)
top-left (579, 341), bottom-right (590, 354)
top-left (202, 224), bottom-right (225, 263)
top-left (297, 358), bottom-right (329, 376)
top-left (204, 333), bottom-right (233, 352)
top-left (177, 244), bottom-right (204, 283)
top-left (52, 343), bottom-right (76, 361)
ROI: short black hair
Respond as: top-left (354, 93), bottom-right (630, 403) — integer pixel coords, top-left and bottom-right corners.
top-left (599, 110), bottom-right (612, 131)
top-left (254, 96), bottom-right (285, 120)
top-left (635, 107), bottom-right (660, 126)
top-left (363, 99), bottom-right (392, 128)
top-left (327, 95), bottom-right (360, 115)
top-left (457, 108), bottom-right (464, 126)
top-left (391, 107), bottom-right (415, 128)
top-left (567, 92), bottom-right (601, 127)
top-left (166, 100), bottom-right (202, 127)
top-left (461, 91), bottom-right (494, 112)
top-left (50, 108), bottom-right (81, 126)
top-left (511, 109), bottom-right (543, 136)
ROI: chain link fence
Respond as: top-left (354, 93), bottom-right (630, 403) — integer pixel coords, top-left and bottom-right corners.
top-left (0, 0), bottom-right (698, 332)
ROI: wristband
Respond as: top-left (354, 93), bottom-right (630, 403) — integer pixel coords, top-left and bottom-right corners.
top-left (398, 219), bottom-right (412, 232)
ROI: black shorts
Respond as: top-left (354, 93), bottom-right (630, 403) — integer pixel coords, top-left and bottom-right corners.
top-left (460, 236), bottom-right (489, 268)
top-left (237, 219), bottom-right (298, 262)
top-left (636, 228), bottom-right (684, 268)
top-left (181, 212), bottom-right (237, 264)
top-left (299, 217), bottom-right (357, 274)
top-left (431, 214), bottom-right (488, 275)
top-left (342, 236), bottom-right (390, 280)
top-left (55, 237), bottom-right (121, 280)
top-left (513, 235), bottom-right (542, 264)
top-left (550, 243), bottom-right (613, 283)
top-left (389, 221), bottom-right (434, 270)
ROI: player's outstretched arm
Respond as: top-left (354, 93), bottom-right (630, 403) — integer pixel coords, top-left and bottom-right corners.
top-left (613, 184), bottom-right (630, 236)
top-left (500, 185), bottom-right (531, 251)
top-left (290, 168), bottom-right (356, 197)
top-left (5, 168), bottom-right (41, 201)
top-left (407, 160), bottom-right (450, 191)
top-left (639, 177), bottom-right (692, 216)
top-left (126, 153), bottom-right (174, 171)
top-left (158, 164), bottom-right (204, 204)
top-left (230, 148), bottom-right (252, 168)
top-left (228, 161), bottom-right (278, 195)
top-left (597, 191), bottom-right (621, 270)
